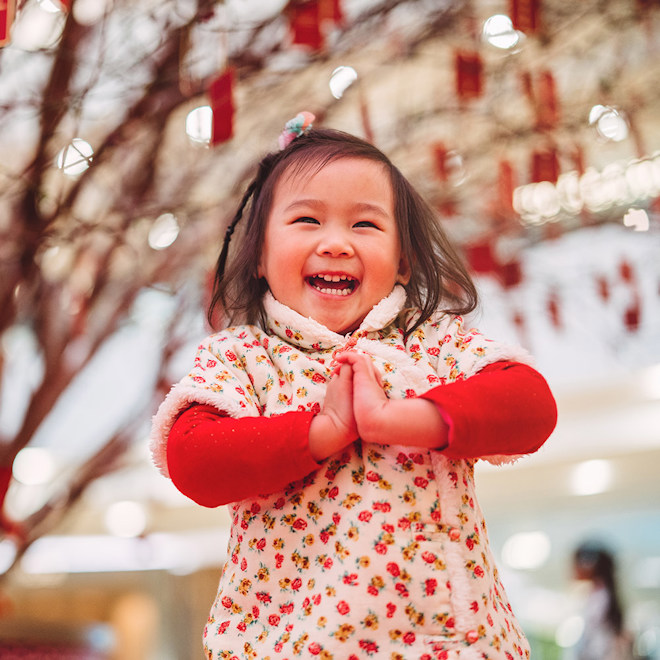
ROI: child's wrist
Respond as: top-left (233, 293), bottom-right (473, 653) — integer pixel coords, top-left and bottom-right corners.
top-left (308, 412), bottom-right (353, 462)
top-left (359, 398), bottom-right (449, 449)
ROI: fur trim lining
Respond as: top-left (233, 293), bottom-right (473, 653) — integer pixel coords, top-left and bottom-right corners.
top-left (431, 454), bottom-right (480, 631)
top-left (263, 294), bottom-right (345, 346)
top-left (479, 452), bottom-right (527, 466)
top-left (149, 383), bottom-right (251, 478)
top-left (358, 285), bottom-right (407, 332)
top-left (476, 344), bottom-right (536, 370)
top-left (262, 286), bottom-right (407, 346)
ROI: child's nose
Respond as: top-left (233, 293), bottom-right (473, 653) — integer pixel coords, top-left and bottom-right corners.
top-left (317, 229), bottom-right (354, 257)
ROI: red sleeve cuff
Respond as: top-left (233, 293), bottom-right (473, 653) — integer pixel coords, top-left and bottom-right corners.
top-left (421, 361), bottom-right (557, 460)
top-left (167, 406), bottom-right (320, 507)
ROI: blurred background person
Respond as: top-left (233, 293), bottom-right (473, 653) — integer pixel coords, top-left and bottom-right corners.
top-left (566, 541), bottom-right (633, 660)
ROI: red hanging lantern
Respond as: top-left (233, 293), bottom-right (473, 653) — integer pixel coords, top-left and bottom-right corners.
top-left (536, 70), bottom-right (559, 129)
top-left (624, 296), bottom-right (641, 332)
top-left (432, 143), bottom-right (450, 182)
top-left (497, 159), bottom-right (516, 215)
top-left (465, 241), bottom-right (500, 275)
top-left (620, 259), bottom-right (634, 284)
top-left (455, 50), bottom-right (484, 102)
top-left (531, 147), bottom-right (560, 183)
top-left (289, 0), bottom-right (323, 50)
top-left (520, 70), bottom-right (534, 104)
top-left (320, 0), bottom-right (344, 26)
top-left (510, 0), bottom-right (541, 34)
top-left (596, 276), bottom-right (610, 302)
top-left (209, 68), bottom-right (235, 145)
top-left (288, 0), bottom-right (343, 50)
top-left (0, 0), bottom-right (16, 46)
top-left (636, 0), bottom-right (660, 13)
top-left (465, 241), bottom-right (522, 288)
top-left (547, 291), bottom-right (561, 330)
top-left (499, 260), bottom-right (522, 288)
top-left (431, 143), bottom-right (458, 216)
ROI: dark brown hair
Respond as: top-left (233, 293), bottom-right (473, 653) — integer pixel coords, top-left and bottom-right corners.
top-left (573, 542), bottom-right (624, 634)
top-left (208, 128), bottom-right (477, 334)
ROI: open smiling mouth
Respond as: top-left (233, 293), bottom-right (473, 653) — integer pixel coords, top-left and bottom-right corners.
top-left (307, 274), bottom-right (358, 296)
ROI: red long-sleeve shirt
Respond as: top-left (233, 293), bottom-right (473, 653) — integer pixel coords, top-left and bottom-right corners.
top-left (167, 361), bottom-right (557, 507)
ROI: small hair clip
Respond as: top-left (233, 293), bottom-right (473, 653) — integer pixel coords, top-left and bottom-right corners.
top-left (278, 111), bottom-right (315, 150)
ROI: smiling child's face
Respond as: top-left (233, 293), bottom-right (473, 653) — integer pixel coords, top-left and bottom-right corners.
top-left (258, 157), bottom-right (410, 334)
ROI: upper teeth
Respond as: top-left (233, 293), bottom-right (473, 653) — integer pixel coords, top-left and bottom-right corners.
top-left (318, 274), bottom-right (351, 282)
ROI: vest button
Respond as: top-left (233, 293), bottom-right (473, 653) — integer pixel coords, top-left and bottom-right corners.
top-left (449, 528), bottom-right (461, 541)
top-left (466, 629), bottom-right (479, 644)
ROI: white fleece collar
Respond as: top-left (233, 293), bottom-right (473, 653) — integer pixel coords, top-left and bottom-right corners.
top-left (262, 285), bottom-right (408, 350)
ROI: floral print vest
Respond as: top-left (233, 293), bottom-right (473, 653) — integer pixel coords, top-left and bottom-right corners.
top-left (151, 287), bottom-right (533, 660)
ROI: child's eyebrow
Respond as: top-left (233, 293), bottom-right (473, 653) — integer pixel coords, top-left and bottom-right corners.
top-left (351, 202), bottom-right (390, 218)
top-left (283, 199), bottom-right (325, 213)
top-left (283, 199), bottom-right (390, 218)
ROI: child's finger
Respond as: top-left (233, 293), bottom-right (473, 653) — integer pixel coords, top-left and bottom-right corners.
top-left (336, 352), bottom-right (383, 388)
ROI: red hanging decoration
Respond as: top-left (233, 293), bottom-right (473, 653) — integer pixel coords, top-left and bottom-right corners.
top-left (531, 147), bottom-right (560, 183)
top-left (497, 159), bottom-right (516, 215)
top-left (510, 0), bottom-right (541, 34)
top-left (431, 142), bottom-right (457, 216)
top-left (455, 50), bottom-right (484, 102)
top-left (320, 0), bottom-right (344, 26)
top-left (520, 70), bottom-right (534, 104)
top-left (432, 143), bottom-right (450, 182)
top-left (466, 241), bottom-right (500, 275)
top-left (500, 260), bottom-right (522, 288)
top-left (636, 0), bottom-right (660, 13)
top-left (624, 296), bottom-right (641, 332)
top-left (465, 240), bottom-right (522, 288)
top-left (619, 259), bottom-right (634, 284)
top-left (521, 70), bottom-right (560, 131)
top-left (547, 290), bottom-right (562, 329)
top-left (596, 276), bottom-right (610, 302)
top-left (289, 1), bottom-right (323, 50)
top-left (0, 462), bottom-right (24, 539)
top-left (209, 68), bottom-right (235, 145)
top-left (0, 0), bottom-right (16, 46)
top-left (536, 70), bottom-right (560, 129)
top-left (289, 0), bottom-right (343, 51)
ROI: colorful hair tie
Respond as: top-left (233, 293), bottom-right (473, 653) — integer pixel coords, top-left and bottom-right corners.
top-left (278, 111), bottom-right (315, 150)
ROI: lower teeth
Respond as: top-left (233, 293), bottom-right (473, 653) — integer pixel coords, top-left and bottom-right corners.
top-left (315, 286), bottom-right (351, 296)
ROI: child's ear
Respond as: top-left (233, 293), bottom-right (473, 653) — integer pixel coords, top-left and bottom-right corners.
top-left (396, 254), bottom-right (411, 285)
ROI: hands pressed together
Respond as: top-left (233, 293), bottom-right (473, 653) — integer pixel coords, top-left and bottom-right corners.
top-left (308, 351), bottom-right (449, 462)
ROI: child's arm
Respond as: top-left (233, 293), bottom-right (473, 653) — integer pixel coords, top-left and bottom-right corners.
top-left (166, 364), bottom-right (358, 507)
top-left (420, 360), bottom-right (557, 458)
top-left (167, 407), bottom-right (320, 506)
top-left (336, 352), bottom-right (556, 458)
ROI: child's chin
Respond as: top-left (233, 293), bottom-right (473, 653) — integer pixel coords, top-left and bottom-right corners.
top-left (331, 319), bottom-right (362, 335)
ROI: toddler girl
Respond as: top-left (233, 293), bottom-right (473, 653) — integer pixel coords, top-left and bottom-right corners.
top-left (151, 113), bottom-right (557, 660)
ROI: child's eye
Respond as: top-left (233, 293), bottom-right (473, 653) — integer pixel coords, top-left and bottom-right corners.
top-left (353, 220), bottom-right (379, 229)
top-left (292, 216), bottom-right (319, 224)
